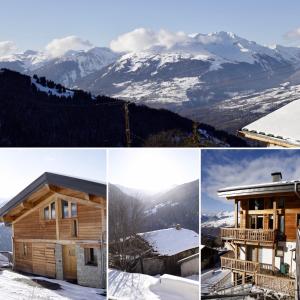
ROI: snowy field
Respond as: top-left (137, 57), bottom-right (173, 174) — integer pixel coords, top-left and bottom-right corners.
top-left (0, 269), bottom-right (105, 300)
top-left (108, 269), bottom-right (199, 300)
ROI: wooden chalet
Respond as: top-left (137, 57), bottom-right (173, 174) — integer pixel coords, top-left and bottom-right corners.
top-left (0, 172), bottom-right (106, 288)
top-left (218, 172), bottom-right (297, 297)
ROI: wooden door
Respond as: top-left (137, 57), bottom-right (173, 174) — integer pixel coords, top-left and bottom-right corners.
top-left (63, 245), bottom-right (77, 281)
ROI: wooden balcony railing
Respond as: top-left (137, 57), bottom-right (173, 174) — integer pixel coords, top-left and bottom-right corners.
top-left (221, 256), bottom-right (295, 296)
top-left (221, 256), bottom-right (260, 273)
top-left (256, 273), bottom-right (295, 297)
top-left (221, 227), bottom-right (276, 243)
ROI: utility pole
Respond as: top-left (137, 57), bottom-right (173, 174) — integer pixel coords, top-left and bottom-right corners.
top-left (124, 102), bottom-right (131, 147)
top-left (192, 122), bottom-right (200, 146)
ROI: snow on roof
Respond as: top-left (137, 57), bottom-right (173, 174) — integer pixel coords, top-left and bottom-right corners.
top-left (242, 99), bottom-right (300, 145)
top-left (219, 180), bottom-right (299, 192)
top-left (138, 228), bottom-right (199, 256)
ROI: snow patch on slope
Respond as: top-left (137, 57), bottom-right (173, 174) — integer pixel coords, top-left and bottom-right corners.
top-left (32, 78), bottom-right (74, 98)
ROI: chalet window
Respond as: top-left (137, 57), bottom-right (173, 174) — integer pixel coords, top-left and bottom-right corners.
top-left (279, 215), bottom-right (285, 234)
top-left (276, 247), bottom-right (284, 257)
top-left (43, 202), bottom-right (56, 220)
top-left (22, 243), bottom-right (28, 257)
top-left (71, 203), bottom-right (77, 217)
top-left (297, 214), bottom-right (300, 227)
top-left (62, 200), bottom-right (69, 218)
top-left (84, 248), bottom-right (97, 266)
top-left (249, 198), bottom-right (264, 210)
top-left (278, 198), bottom-right (285, 209)
top-left (61, 200), bottom-right (77, 218)
top-left (44, 206), bottom-right (50, 220)
top-left (51, 202), bottom-right (56, 219)
top-left (268, 215), bottom-right (274, 230)
top-left (71, 219), bottom-right (78, 237)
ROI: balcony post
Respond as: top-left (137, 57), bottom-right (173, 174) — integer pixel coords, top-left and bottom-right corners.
top-left (234, 199), bottom-right (238, 228)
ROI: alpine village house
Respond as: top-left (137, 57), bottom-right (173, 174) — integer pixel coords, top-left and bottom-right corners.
top-left (0, 172), bottom-right (107, 288)
top-left (218, 172), bottom-right (299, 298)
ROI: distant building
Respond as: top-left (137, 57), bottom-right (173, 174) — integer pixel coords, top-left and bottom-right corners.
top-left (178, 253), bottom-right (199, 277)
top-left (218, 171), bottom-right (297, 297)
top-left (0, 172), bottom-right (107, 288)
top-left (111, 226), bottom-right (199, 276)
top-left (239, 99), bottom-right (300, 147)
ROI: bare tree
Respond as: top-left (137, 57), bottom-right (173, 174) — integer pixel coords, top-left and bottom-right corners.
top-left (109, 185), bottom-right (148, 271)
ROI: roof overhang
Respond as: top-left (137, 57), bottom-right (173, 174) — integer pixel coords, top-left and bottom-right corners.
top-left (218, 181), bottom-right (300, 199)
top-left (239, 130), bottom-right (299, 148)
top-left (0, 172), bottom-right (106, 223)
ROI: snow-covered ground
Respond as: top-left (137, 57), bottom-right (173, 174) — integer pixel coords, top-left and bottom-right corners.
top-left (201, 268), bottom-right (231, 294)
top-left (108, 269), bottom-right (199, 300)
top-left (0, 269), bottom-right (105, 300)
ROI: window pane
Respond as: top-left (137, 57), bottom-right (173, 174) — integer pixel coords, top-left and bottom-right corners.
top-left (51, 202), bottom-right (56, 219)
top-left (71, 203), bottom-right (77, 217)
top-left (44, 206), bottom-right (49, 219)
top-left (62, 200), bottom-right (69, 218)
top-left (72, 220), bottom-right (78, 237)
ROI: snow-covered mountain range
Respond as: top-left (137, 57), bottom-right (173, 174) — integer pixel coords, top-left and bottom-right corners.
top-left (201, 211), bottom-right (234, 228)
top-left (2, 31), bottom-right (300, 132)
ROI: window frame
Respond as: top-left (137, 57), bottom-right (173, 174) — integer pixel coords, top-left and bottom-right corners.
top-left (61, 200), bottom-right (78, 219)
top-left (43, 201), bottom-right (56, 220)
top-left (84, 248), bottom-right (98, 266)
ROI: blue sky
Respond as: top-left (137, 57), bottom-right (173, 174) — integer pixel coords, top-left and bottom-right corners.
top-left (202, 149), bottom-right (300, 214)
top-left (1, 0), bottom-right (300, 51)
top-left (108, 149), bottom-right (199, 191)
top-left (0, 149), bottom-right (106, 203)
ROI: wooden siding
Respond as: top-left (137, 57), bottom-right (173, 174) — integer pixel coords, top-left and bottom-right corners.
top-left (14, 242), bottom-right (56, 278)
top-left (77, 204), bottom-right (103, 240)
top-left (14, 209), bottom-right (56, 240)
top-left (32, 243), bottom-right (56, 278)
top-left (14, 241), bottom-right (33, 273)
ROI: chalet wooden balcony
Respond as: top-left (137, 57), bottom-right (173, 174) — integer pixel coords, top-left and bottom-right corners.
top-left (221, 227), bottom-right (276, 243)
top-left (256, 274), bottom-right (295, 297)
top-left (221, 256), bottom-right (295, 296)
top-left (221, 255), bottom-right (259, 273)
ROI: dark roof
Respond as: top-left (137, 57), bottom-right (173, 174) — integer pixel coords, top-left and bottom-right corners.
top-left (218, 180), bottom-right (300, 198)
top-left (0, 172), bottom-right (106, 217)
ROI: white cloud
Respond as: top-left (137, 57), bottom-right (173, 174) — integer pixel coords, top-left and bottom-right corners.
top-left (110, 28), bottom-right (191, 52)
top-left (284, 27), bottom-right (300, 40)
top-left (45, 36), bottom-right (94, 57)
top-left (203, 152), bottom-right (300, 205)
top-left (0, 41), bottom-right (17, 57)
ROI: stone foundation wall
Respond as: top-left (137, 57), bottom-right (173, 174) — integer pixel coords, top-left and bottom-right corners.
top-left (76, 245), bottom-right (106, 288)
top-left (55, 244), bottom-right (63, 280)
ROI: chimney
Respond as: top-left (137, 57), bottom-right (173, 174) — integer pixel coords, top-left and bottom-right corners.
top-left (271, 172), bottom-right (282, 182)
top-left (175, 224), bottom-right (181, 230)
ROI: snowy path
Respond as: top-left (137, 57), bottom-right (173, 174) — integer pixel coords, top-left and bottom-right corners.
top-left (0, 269), bottom-right (105, 299)
top-left (108, 269), bottom-right (199, 300)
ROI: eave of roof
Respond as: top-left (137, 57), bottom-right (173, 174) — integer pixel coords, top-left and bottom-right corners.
top-left (218, 180), bottom-right (300, 198)
top-left (0, 172), bottom-right (106, 217)
top-left (240, 99), bottom-right (300, 146)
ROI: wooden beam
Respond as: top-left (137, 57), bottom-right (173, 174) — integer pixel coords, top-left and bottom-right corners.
top-left (12, 194), bottom-right (57, 225)
top-left (55, 196), bottom-right (60, 241)
top-left (55, 193), bottom-right (104, 209)
top-left (234, 199), bottom-right (239, 228)
top-left (14, 238), bottom-right (101, 244)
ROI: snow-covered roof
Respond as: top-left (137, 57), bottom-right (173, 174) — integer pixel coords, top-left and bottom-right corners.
top-left (241, 99), bottom-right (300, 146)
top-left (218, 179), bottom-right (300, 198)
top-left (138, 228), bottom-right (199, 256)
